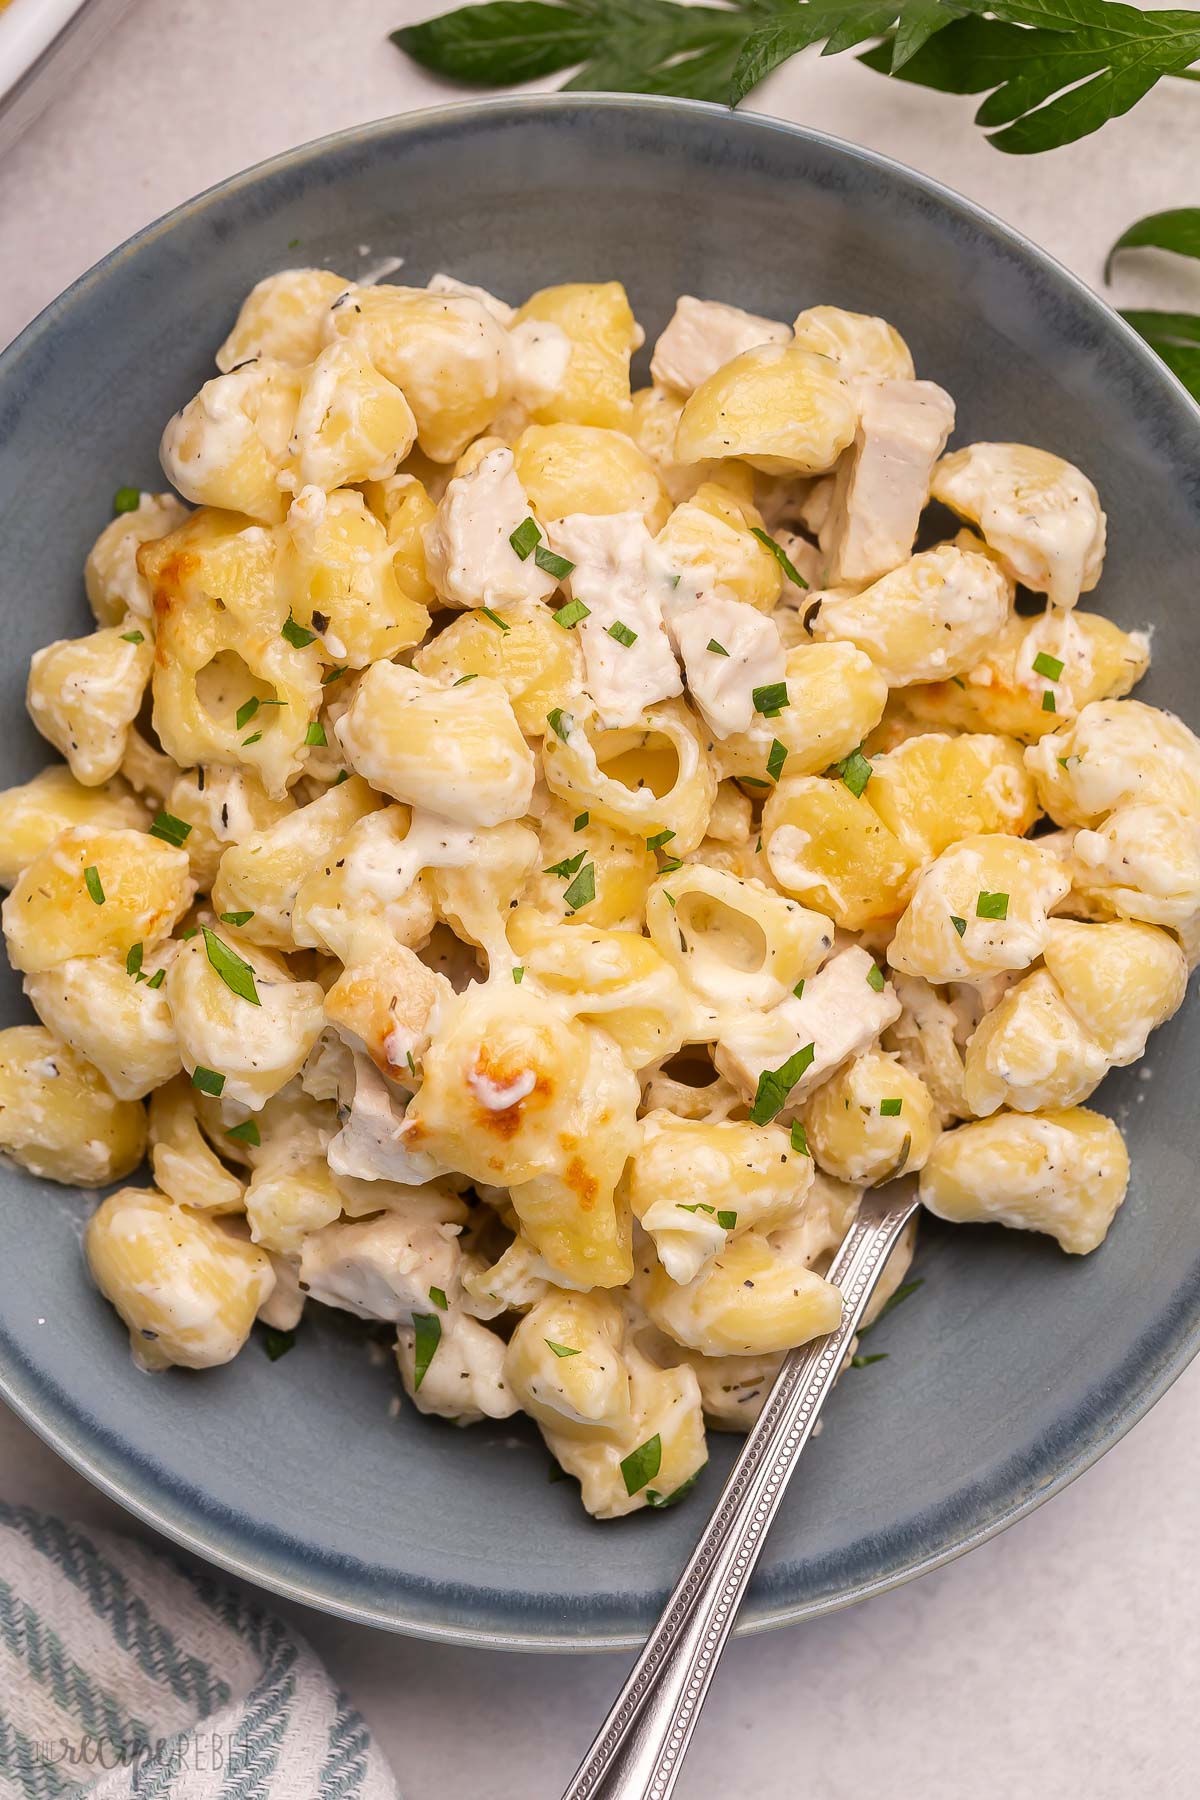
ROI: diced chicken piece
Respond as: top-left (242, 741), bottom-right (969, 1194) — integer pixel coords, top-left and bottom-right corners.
top-left (328, 1053), bottom-right (452, 1185)
top-left (423, 446), bottom-right (557, 609)
top-left (715, 946), bottom-right (901, 1116)
top-left (668, 598), bottom-right (786, 738)
top-left (822, 380), bottom-right (956, 586)
top-left (651, 297), bottom-right (792, 396)
top-left (298, 1189), bottom-right (466, 1321)
top-left (395, 1312), bottom-right (519, 1422)
top-left (549, 512), bottom-right (683, 727)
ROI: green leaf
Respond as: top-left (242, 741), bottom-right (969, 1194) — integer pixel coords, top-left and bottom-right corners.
top-left (305, 721), bottom-right (327, 747)
top-left (645, 1466), bottom-right (705, 1508)
top-left (220, 910), bottom-right (255, 927)
top-left (717, 1209), bottom-right (738, 1230)
top-left (120, 629), bottom-right (145, 644)
top-left (750, 1042), bottom-right (815, 1125)
top-left (535, 544), bottom-right (575, 579)
top-left (750, 525), bottom-right (808, 589)
top-left (125, 942), bottom-right (143, 977)
top-left (281, 612), bottom-right (316, 648)
top-left (262, 1326), bottom-right (296, 1361)
top-left (620, 1432), bottom-right (663, 1497)
top-left (510, 515), bottom-right (543, 559)
top-left (412, 1312), bottom-right (442, 1390)
top-left (766, 738), bottom-right (789, 782)
top-left (833, 745), bottom-right (873, 797)
top-left (563, 861), bottom-right (596, 911)
top-left (553, 598), bottom-right (590, 629)
top-left (646, 829), bottom-right (676, 851)
top-left (606, 619), bottom-right (638, 647)
top-left (1121, 309), bottom-right (1200, 400)
top-left (393, 2), bottom-right (603, 85)
top-left (546, 1338), bottom-right (580, 1357)
top-left (880, 1096), bottom-right (903, 1116)
top-left (546, 707), bottom-right (574, 741)
top-left (191, 1065), bottom-right (225, 1096)
top-left (790, 1119), bottom-right (810, 1156)
top-left (860, 1275), bottom-right (924, 1333)
top-left (226, 1118), bottom-right (261, 1146)
top-left (113, 486), bottom-right (141, 514)
top-left (976, 889), bottom-right (1010, 920)
top-left (752, 680), bottom-right (789, 717)
top-left (236, 696), bottom-right (260, 731)
top-left (1105, 207), bottom-right (1200, 282)
top-left (84, 865), bottom-right (105, 906)
top-left (145, 969), bottom-right (166, 990)
top-left (512, 965), bottom-right (525, 983)
top-left (851, 1350), bottom-right (889, 1367)
top-left (149, 810), bottom-right (192, 848)
top-left (202, 926), bottom-right (262, 1006)
top-left (479, 605), bottom-right (511, 632)
top-left (574, 812), bottom-right (590, 831)
top-left (429, 1286), bottom-right (449, 1311)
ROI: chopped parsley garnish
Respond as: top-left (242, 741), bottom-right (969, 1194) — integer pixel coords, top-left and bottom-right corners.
top-left (606, 620), bottom-right (638, 647)
top-left (663, 891), bottom-right (676, 908)
top-left (707, 639), bottom-right (729, 657)
top-left (645, 1469), bottom-right (704, 1508)
top-left (950, 914), bottom-right (967, 937)
top-left (574, 811), bottom-right (589, 831)
top-left (677, 1202), bottom-right (715, 1215)
top-left (766, 738), bottom-right (788, 782)
top-left (834, 746), bottom-right (873, 797)
top-left (262, 1327), bottom-right (296, 1361)
top-left (659, 856), bottom-right (682, 872)
top-left (546, 707), bottom-right (573, 742)
top-left (751, 680), bottom-right (789, 718)
top-left (646, 829), bottom-right (676, 852)
top-left (84, 866), bottom-right (105, 906)
top-left (113, 486), bottom-right (141, 514)
top-left (429, 1286), bottom-right (448, 1312)
top-left (1042, 690), bottom-right (1056, 713)
top-left (333, 768), bottom-right (350, 784)
top-left (406, 1050), bottom-right (416, 1076)
top-left (976, 890), bottom-right (1010, 920)
top-left (456, 671), bottom-right (478, 688)
top-left (750, 1042), bottom-right (815, 1126)
top-left (894, 1132), bottom-right (912, 1173)
top-left (793, 978), bottom-right (805, 1000)
top-left (790, 1120), bottom-right (809, 1156)
top-left (545, 1340), bottom-right (580, 1358)
top-left (851, 1352), bottom-right (889, 1369)
top-left (880, 1097), bottom-right (903, 1117)
top-left (545, 850), bottom-right (586, 879)
top-left (1033, 651), bottom-right (1064, 680)
top-left (202, 927), bottom-right (261, 1006)
top-left (191, 1065), bottom-right (225, 1096)
top-left (620, 1433), bottom-right (663, 1497)
top-left (861, 1278), bottom-right (924, 1335)
top-left (126, 943), bottom-right (143, 977)
top-left (411, 1312), bottom-right (441, 1390)
top-left (750, 525), bottom-right (808, 589)
top-left (717, 1209), bottom-right (737, 1230)
top-left (281, 612), bottom-right (316, 648)
top-left (479, 606), bottom-right (510, 632)
top-left (120, 629), bottom-right (145, 644)
top-left (553, 598), bottom-right (590, 629)
top-left (235, 697), bottom-right (260, 730)
top-left (322, 665), bottom-right (348, 686)
top-left (866, 962), bottom-right (886, 993)
top-left (534, 544), bottom-right (574, 580)
top-left (509, 517), bottom-right (541, 560)
top-left (512, 966), bottom-right (524, 984)
top-left (220, 910), bottom-right (254, 927)
top-left (242, 731), bottom-right (263, 746)
top-left (180, 927), bottom-right (199, 940)
top-left (563, 861), bottom-right (596, 911)
top-left (304, 721), bottom-right (328, 746)
top-left (226, 1119), bottom-right (261, 1146)
top-left (150, 810), bottom-right (192, 848)
top-left (740, 776), bottom-right (770, 788)
top-left (145, 968), bottom-right (166, 990)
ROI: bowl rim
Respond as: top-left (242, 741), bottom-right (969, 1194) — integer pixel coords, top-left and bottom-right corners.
top-left (2, 90), bottom-right (1198, 1653)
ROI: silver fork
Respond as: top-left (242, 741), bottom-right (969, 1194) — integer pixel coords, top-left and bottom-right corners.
top-left (560, 1177), bottom-right (921, 1800)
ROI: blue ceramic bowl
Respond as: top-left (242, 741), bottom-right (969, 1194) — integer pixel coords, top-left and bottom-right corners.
top-left (1, 97), bottom-right (1197, 1651)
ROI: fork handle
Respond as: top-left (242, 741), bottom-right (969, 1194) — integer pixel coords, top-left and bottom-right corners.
top-left (560, 1183), bottom-right (920, 1800)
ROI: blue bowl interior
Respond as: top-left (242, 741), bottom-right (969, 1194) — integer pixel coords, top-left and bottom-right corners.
top-left (0, 98), bottom-right (1197, 1649)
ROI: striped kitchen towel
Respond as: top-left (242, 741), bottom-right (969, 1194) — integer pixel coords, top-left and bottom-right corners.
top-left (0, 1502), bottom-right (399, 1800)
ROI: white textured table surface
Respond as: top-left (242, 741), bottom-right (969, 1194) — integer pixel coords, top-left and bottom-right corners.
top-left (2, 4), bottom-right (1199, 1796)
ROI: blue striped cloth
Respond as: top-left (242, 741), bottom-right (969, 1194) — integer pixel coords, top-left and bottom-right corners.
top-left (0, 1504), bottom-right (399, 1800)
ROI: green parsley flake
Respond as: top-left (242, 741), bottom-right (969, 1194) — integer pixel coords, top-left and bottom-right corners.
top-left (659, 856), bottom-right (682, 872)
top-left (126, 943), bottom-right (143, 977)
top-left (766, 738), bottom-right (788, 782)
top-left (950, 915), bottom-right (967, 937)
top-left (707, 639), bottom-right (729, 657)
top-left (851, 1352), bottom-right (889, 1369)
top-left (220, 910), bottom-right (254, 927)
top-left (150, 811), bottom-right (192, 848)
top-left (835, 746), bottom-right (873, 797)
top-left (411, 1312), bottom-right (441, 1390)
top-left (305, 721), bottom-right (327, 746)
top-left (509, 517), bottom-right (541, 560)
top-left (545, 1340), bottom-right (580, 1358)
top-left (546, 707), bottom-right (574, 742)
top-left (479, 606), bottom-right (510, 632)
top-left (645, 1469), bottom-right (704, 1508)
top-left (663, 891), bottom-right (676, 908)
top-left (752, 680), bottom-right (789, 718)
top-left (235, 697), bottom-right (260, 730)
top-left (563, 861), bottom-right (596, 911)
top-left (242, 731), bottom-right (263, 746)
top-left (880, 1097), bottom-right (903, 1117)
top-left (976, 890), bottom-right (1010, 921)
top-left (512, 966), bottom-right (524, 984)
top-left (84, 866), bottom-right (105, 906)
top-left (741, 776), bottom-right (770, 789)
top-left (145, 969), bottom-right (166, 990)
top-left (574, 811), bottom-right (589, 831)
top-left (262, 1327), bottom-right (296, 1361)
top-left (749, 525), bottom-right (808, 589)
top-left (120, 629), bottom-right (145, 644)
top-left (619, 1433), bottom-right (662, 1497)
top-left (202, 927), bottom-right (261, 1006)
top-left (226, 1119), bottom-right (261, 1147)
top-left (717, 1209), bottom-right (737, 1231)
top-left (790, 1120), bottom-right (809, 1157)
top-left (1033, 651), bottom-right (1064, 681)
top-left (677, 1202), bottom-right (715, 1215)
top-left (281, 612), bottom-right (316, 648)
top-left (646, 829), bottom-right (676, 852)
top-left (534, 544), bottom-right (574, 580)
top-left (1042, 690), bottom-right (1056, 713)
top-left (113, 486), bottom-right (141, 515)
top-left (553, 598), bottom-right (590, 629)
top-left (750, 1042), bottom-right (815, 1126)
top-left (191, 1066), bottom-right (225, 1096)
top-left (866, 963), bottom-right (886, 993)
top-left (333, 769), bottom-right (350, 785)
top-left (545, 850), bottom-right (586, 879)
top-left (429, 1286), bottom-right (448, 1312)
top-left (453, 674), bottom-right (477, 688)
top-left (793, 978), bottom-right (805, 1000)
top-left (322, 665), bottom-right (348, 686)
top-left (606, 620), bottom-right (638, 647)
